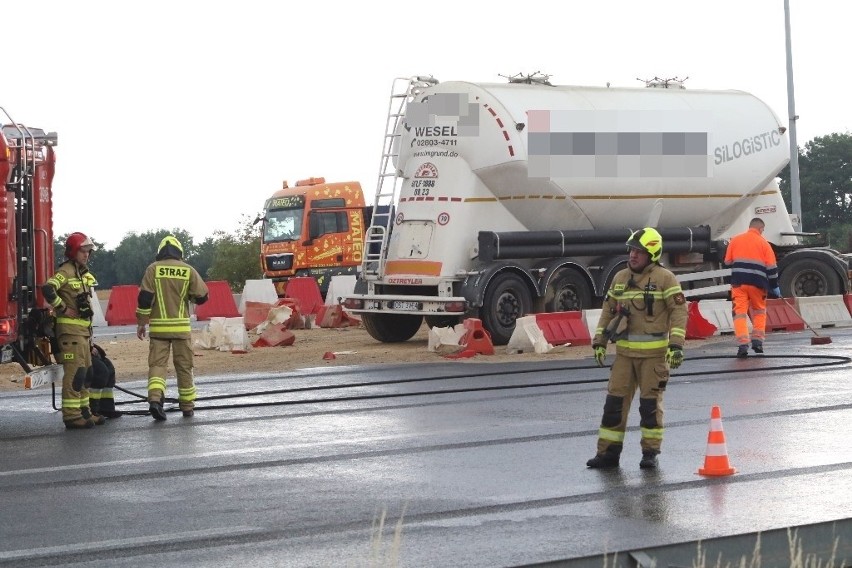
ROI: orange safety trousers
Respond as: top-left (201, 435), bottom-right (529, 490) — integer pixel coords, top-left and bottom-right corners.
top-left (732, 285), bottom-right (766, 346)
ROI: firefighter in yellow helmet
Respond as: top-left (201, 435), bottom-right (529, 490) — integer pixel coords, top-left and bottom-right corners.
top-left (41, 232), bottom-right (105, 429)
top-left (136, 235), bottom-right (209, 420)
top-left (586, 227), bottom-right (688, 469)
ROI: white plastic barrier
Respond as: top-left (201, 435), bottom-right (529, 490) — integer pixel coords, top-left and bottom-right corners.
top-left (694, 299), bottom-right (752, 335)
top-left (91, 287), bottom-right (107, 328)
top-left (795, 295), bottom-right (852, 328)
top-left (582, 309), bottom-right (602, 340)
top-left (325, 275), bottom-right (357, 305)
top-left (238, 279), bottom-right (278, 314)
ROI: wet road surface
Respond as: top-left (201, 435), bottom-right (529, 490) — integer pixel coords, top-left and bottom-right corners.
top-left (2, 328), bottom-right (851, 567)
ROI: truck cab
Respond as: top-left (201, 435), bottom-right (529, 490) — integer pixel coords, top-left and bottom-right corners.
top-left (259, 177), bottom-right (368, 297)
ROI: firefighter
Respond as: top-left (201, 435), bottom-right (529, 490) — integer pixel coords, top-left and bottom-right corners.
top-left (88, 344), bottom-right (122, 419)
top-left (41, 232), bottom-right (105, 429)
top-left (136, 235), bottom-right (209, 420)
top-left (586, 227), bottom-right (688, 469)
top-left (724, 217), bottom-right (780, 358)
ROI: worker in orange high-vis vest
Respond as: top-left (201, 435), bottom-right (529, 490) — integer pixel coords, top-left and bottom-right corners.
top-left (724, 217), bottom-right (780, 358)
top-left (136, 235), bottom-right (209, 420)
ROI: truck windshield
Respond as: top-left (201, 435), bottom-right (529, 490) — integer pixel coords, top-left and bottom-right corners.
top-left (264, 208), bottom-right (303, 242)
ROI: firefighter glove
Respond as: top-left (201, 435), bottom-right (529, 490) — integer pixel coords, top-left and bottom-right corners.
top-left (769, 286), bottom-right (782, 299)
top-left (593, 345), bottom-right (607, 367)
top-left (665, 345), bottom-right (684, 369)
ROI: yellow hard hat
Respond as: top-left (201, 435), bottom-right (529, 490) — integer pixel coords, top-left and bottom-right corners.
top-left (626, 227), bottom-right (663, 262)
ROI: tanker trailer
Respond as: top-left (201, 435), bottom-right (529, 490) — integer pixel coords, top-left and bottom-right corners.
top-left (344, 76), bottom-right (850, 345)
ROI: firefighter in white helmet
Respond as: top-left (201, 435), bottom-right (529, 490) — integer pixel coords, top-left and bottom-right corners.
top-left (586, 227), bottom-right (688, 469)
top-left (41, 232), bottom-right (105, 429)
top-left (136, 235), bottom-right (209, 420)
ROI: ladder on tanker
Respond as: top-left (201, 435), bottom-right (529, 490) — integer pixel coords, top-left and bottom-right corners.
top-left (362, 76), bottom-right (438, 280)
top-left (1, 109), bottom-right (58, 367)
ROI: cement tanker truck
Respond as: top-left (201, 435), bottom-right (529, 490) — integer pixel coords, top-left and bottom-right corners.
top-left (343, 76), bottom-right (851, 345)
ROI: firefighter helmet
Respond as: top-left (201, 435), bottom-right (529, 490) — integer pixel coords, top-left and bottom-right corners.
top-left (64, 232), bottom-right (96, 259)
top-left (157, 235), bottom-right (184, 260)
top-left (626, 227), bottom-right (663, 263)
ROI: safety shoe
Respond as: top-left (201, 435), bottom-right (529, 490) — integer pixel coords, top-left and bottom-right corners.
top-left (639, 452), bottom-right (659, 469)
top-left (752, 341), bottom-right (764, 354)
top-left (64, 417), bottom-right (94, 430)
top-left (586, 452), bottom-right (620, 469)
top-left (181, 409), bottom-right (194, 418)
top-left (149, 402), bottom-right (167, 421)
top-left (736, 345), bottom-right (749, 358)
top-left (100, 410), bottom-right (123, 419)
top-left (81, 408), bottom-right (106, 426)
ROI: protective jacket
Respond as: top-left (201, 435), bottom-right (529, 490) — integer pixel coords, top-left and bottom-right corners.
top-left (42, 261), bottom-right (97, 337)
top-left (594, 263), bottom-right (687, 357)
top-left (724, 227), bottom-right (779, 290)
top-left (136, 258), bottom-right (209, 339)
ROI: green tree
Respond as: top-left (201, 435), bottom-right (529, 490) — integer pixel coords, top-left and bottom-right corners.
top-left (52, 233), bottom-right (117, 288)
top-left (112, 228), bottom-right (195, 285)
top-left (779, 132), bottom-right (852, 251)
top-left (208, 214), bottom-right (262, 291)
top-left (189, 236), bottom-right (219, 280)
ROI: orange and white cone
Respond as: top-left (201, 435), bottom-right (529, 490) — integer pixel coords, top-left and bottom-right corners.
top-left (697, 405), bottom-right (737, 476)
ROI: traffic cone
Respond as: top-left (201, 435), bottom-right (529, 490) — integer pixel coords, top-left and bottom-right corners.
top-left (697, 405), bottom-right (737, 476)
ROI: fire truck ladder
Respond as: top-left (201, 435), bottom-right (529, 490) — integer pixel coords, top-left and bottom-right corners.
top-left (1, 116), bottom-right (58, 369)
top-left (362, 76), bottom-right (438, 280)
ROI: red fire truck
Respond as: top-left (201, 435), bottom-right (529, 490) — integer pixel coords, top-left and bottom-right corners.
top-left (1, 109), bottom-right (60, 382)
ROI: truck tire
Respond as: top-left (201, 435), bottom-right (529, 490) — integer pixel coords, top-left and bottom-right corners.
top-left (480, 272), bottom-right (532, 346)
top-left (545, 269), bottom-right (592, 312)
top-left (361, 313), bottom-right (423, 343)
top-left (779, 258), bottom-right (843, 297)
top-left (425, 315), bottom-right (461, 329)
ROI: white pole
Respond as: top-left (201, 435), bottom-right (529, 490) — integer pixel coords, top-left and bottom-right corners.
top-left (784, 0), bottom-right (803, 232)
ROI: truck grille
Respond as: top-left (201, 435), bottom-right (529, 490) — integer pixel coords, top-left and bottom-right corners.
top-left (266, 254), bottom-right (294, 271)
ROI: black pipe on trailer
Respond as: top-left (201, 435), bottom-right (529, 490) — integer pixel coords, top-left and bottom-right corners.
top-left (478, 226), bottom-right (713, 262)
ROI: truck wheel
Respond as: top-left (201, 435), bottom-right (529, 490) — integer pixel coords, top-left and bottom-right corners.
top-left (425, 315), bottom-right (461, 329)
top-left (545, 270), bottom-right (592, 312)
top-left (361, 313), bottom-right (423, 343)
top-left (481, 273), bottom-right (532, 346)
top-left (779, 258), bottom-right (842, 297)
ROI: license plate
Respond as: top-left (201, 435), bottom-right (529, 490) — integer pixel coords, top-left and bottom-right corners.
top-left (0, 347), bottom-right (11, 364)
top-left (392, 301), bottom-right (422, 311)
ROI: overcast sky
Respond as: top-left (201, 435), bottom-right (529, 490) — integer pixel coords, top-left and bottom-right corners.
top-left (3, 0), bottom-right (849, 249)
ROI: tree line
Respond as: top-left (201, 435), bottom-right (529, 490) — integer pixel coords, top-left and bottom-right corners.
top-left (55, 214), bottom-right (263, 292)
top-left (779, 132), bottom-right (852, 252)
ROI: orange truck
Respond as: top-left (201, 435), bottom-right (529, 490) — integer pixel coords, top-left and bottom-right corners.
top-left (258, 177), bottom-right (370, 298)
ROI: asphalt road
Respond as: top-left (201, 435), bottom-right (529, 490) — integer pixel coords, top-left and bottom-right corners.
top-left (2, 328), bottom-right (852, 567)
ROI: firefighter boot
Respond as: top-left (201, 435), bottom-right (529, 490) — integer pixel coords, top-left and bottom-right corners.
top-left (751, 340), bottom-right (764, 354)
top-left (149, 402), bottom-right (167, 421)
top-left (736, 345), bottom-right (749, 358)
top-left (98, 395), bottom-right (123, 419)
top-left (640, 451), bottom-right (660, 469)
top-left (586, 447), bottom-right (622, 469)
top-left (64, 417), bottom-right (94, 430)
top-left (81, 407), bottom-right (106, 426)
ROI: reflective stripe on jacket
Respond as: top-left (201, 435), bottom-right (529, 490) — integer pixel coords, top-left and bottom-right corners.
top-left (593, 263), bottom-right (688, 358)
top-left (43, 262), bottom-right (97, 337)
top-left (724, 227), bottom-right (779, 290)
top-left (136, 259), bottom-right (209, 339)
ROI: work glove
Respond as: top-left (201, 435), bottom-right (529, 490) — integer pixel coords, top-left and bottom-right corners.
top-left (593, 345), bottom-right (607, 367)
top-left (665, 345), bottom-right (684, 369)
top-left (769, 286), bottom-right (782, 299)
